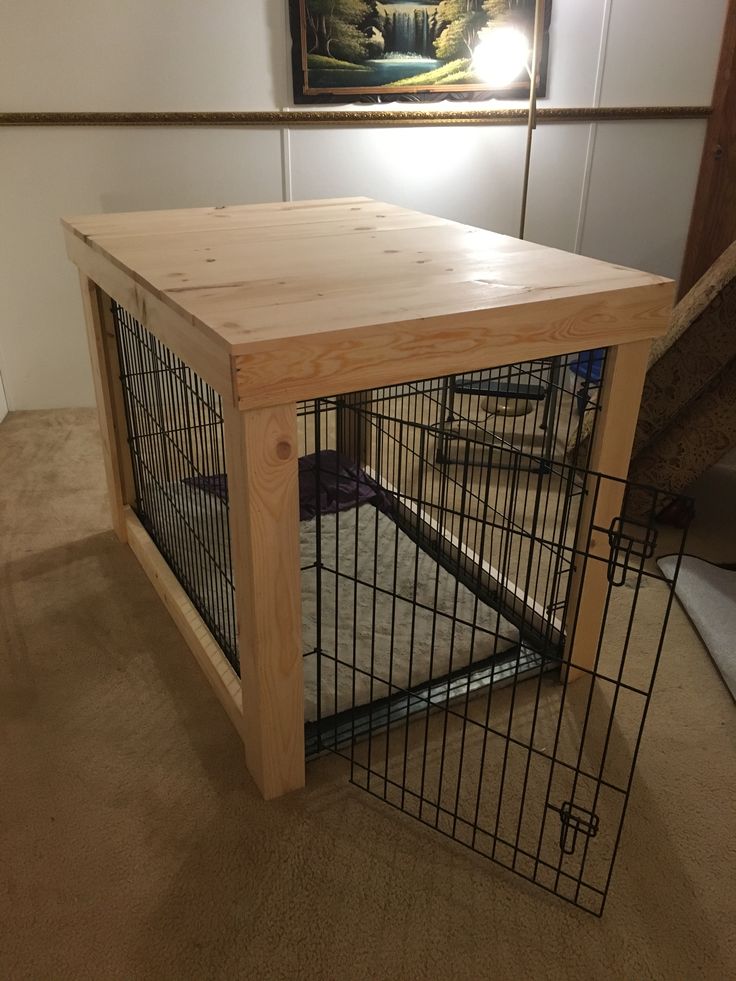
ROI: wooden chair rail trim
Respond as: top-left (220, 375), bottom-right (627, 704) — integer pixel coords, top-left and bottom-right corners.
top-left (0, 107), bottom-right (710, 128)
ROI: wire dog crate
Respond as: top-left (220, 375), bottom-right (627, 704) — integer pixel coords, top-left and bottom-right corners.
top-left (64, 198), bottom-right (685, 915)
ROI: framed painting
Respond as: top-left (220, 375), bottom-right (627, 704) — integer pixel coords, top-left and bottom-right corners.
top-left (289, 0), bottom-right (551, 105)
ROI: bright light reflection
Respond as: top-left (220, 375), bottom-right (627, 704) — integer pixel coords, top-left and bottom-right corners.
top-left (472, 26), bottom-right (530, 87)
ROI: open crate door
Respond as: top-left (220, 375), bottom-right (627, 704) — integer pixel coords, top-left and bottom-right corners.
top-left (335, 459), bottom-right (689, 917)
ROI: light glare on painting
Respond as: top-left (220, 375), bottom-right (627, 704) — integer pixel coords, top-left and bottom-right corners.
top-left (472, 26), bottom-right (530, 87)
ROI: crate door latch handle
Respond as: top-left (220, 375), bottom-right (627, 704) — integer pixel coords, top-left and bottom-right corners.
top-left (606, 515), bottom-right (658, 586)
top-left (548, 801), bottom-right (600, 856)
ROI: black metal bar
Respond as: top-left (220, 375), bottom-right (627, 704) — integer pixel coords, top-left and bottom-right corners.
top-left (111, 302), bottom-right (238, 671)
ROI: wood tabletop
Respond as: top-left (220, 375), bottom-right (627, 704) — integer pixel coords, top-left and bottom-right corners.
top-left (63, 197), bottom-right (674, 407)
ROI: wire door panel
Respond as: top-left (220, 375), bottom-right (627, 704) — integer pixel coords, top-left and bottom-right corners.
top-left (312, 392), bottom-right (689, 917)
top-left (347, 477), bottom-right (687, 915)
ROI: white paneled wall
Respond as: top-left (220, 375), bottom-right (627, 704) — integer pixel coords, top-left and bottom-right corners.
top-left (291, 122), bottom-right (594, 255)
top-left (522, 123), bottom-right (594, 252)
top-left (291, 127), bottom-right (528, 235)
top-left (581, 119), bottom-right (709, 277)
top-left (600, 0), bottom-right (728, 106)
top-left (0, 128), bottom-right (284, 407)
top-left (544, 0), bottom-right (609, 106)
top-left (0, 1), bottom-right (289, 111)
top-left (0, 0), bottom-right (727, 409)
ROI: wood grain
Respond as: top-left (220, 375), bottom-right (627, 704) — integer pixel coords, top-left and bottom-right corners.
top-left (232, 282), bottom-right (673, 409)
top-left (78, 275), bottom-right (134, 541)
top-left (223, 400), bottom-right (305, 799)
top-left (336, 390), bottom-right (372, 467)
top-left (64, 199), bottom-right (674, 410)
top-left (125, 509), bottom-right (244, 735)
top-left (563, 340), bottom-right (652, 682)
top-left (98, 291), bottom-right (136, 509)
top-left (65, 231), bottom-right (234, 400)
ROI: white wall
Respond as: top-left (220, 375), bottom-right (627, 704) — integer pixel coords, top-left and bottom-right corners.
top-left (0, 0), bottom-right (728, 410)
top-left (0, 0), bottom-right (289, 111)
top-left (0, 128), bottom-right (283, 409)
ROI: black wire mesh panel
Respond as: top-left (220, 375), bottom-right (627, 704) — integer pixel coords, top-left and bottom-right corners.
top-left (300, 385), bottom-right (690, 916)
top-left (434, 351), bottom-right (605, 471)
top-left (111, 302), bottom-right (238, 672)
top-left (340, 444), bottom-right (682, 915)
top-left (299, 368), bottom-right (603, 757)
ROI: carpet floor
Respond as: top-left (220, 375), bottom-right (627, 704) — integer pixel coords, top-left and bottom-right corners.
top-left (1, 410), bottom-right (735, 981)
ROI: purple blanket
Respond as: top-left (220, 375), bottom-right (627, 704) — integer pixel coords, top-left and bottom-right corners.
top-left (184, 450), bottom-right (388, 522)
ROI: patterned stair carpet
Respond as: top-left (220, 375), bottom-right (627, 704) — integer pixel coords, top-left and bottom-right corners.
top-left (658, 554), bottom-right (736, 701)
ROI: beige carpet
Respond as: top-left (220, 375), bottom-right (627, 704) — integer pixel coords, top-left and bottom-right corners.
top-left (1, 409), bottom-right (735, 981)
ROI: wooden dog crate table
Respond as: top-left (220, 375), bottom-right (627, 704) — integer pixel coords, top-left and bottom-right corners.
top-left (63, 198), bottom-right (684, 915)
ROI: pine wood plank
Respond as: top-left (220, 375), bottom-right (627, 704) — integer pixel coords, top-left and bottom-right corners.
top-left (231, 281), bottom-right (672, 409)
top-left (63, 199), bottom-right (674, 415)
top-left (65, 232), bottom-right (234, 400)
top-left (125, 509), bottom-right (244, 735)
top-left (97, 291), bottom-right (136, 509)
top-left (222, 400), bottom-right (305, 799)
top-left (78, 275), bottom-right (134, 541)
top-left (63, 197), bottom-right (375, 239)
top-left (563, 339), bottom-right (652, 682)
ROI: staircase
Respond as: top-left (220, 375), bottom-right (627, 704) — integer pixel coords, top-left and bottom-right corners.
top-left (629, 240), bottom-right (736, 500)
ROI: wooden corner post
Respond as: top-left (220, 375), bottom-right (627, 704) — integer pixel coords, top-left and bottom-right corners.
top-left (223, 400), bottom-right (305, 799)
top-left (563, 339), bottom-right (652, 682)
top-left (78, 275), bottom-right (135, 542)
top-left (337, 390), bottom-right (373, 468)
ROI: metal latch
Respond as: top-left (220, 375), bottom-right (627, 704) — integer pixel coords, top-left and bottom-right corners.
top-left (550, 801), bottom-right (600, 856)
top-left (606, 515), bottom-right (657, 586)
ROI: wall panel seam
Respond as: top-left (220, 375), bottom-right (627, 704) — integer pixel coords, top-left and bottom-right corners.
top-left (575, 0), bottom-right (614, 253)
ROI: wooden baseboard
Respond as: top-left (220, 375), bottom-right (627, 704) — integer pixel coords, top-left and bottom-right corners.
top-left (124, 508), bottom-right (244, 736)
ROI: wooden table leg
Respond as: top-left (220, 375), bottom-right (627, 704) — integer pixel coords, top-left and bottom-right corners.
top-left (223, 401), bottom-right (305, 799)
top-left (78, 275), bottom-right (135, 542)
top-left (337, 390), bottom-right (372, 468)
top-left (563, 339), bottom-right (651, 681)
